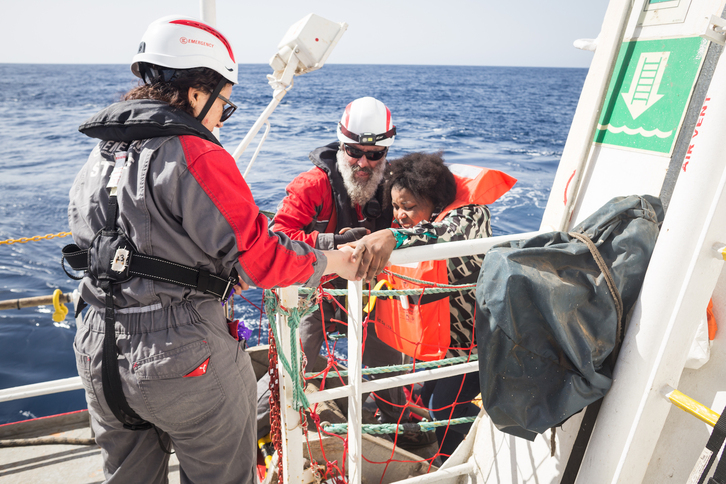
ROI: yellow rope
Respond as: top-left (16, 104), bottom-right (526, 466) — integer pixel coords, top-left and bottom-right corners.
top-left (0, 232), bottom-right (71, 246)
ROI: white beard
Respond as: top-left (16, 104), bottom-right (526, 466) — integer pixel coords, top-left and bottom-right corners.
top-left (336, 149), bottom-right (386, 207)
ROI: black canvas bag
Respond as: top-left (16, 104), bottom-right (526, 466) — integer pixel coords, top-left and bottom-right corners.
top-left (475, 195), bottom-right (663, 440)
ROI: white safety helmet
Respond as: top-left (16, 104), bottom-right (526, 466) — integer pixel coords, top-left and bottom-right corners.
top-left (337, 97), bottom-right (396, 147)
top-left (131, 15), bottom-right (238, 85)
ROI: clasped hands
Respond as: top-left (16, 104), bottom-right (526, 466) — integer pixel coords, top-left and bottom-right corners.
top-left (338, 227), bottom-right (398, 283)
top-left (233, 226), bottom-right (399, 293)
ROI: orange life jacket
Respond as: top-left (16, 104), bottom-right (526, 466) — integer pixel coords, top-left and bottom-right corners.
top-left (373, 165), bottom-right (517, 361)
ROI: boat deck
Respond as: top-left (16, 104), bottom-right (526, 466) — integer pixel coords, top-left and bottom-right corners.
top-left (0, 410), bottom-right (180, 484)
top-left (0, 346), bottom-right (439, 483)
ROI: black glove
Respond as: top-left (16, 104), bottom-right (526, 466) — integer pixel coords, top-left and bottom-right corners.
top-left (333, 227), bottom-right (368, 248)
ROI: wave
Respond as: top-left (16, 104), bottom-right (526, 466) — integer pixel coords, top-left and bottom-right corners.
top-left (597, 124), bottom-right (673, 138)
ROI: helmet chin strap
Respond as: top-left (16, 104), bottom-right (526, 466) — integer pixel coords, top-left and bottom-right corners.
top-left (195, 78), bottom-right (226, 123)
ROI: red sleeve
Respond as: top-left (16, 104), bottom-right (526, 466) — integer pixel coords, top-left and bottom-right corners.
top-left (179, 135), bottom-right (320, 288)
top-left (272, 168), bottom-right (334, 247)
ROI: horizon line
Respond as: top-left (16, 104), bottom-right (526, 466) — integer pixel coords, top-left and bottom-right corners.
top-left (0, 62), bottom-right (590, 69)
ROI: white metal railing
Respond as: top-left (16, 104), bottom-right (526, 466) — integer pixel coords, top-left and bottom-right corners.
top-left (387, 231), bottom-right (540, 265)
top-left (304, 362), bottom-right (479, 405)
top-left (0, 290), bottom-right (84, 404)
top-left (0, 377), bottom-right (83, 403)
top-left (274, 230), bottom-right (542, 483)
top-left (0, 231), bottom-right (540, 482)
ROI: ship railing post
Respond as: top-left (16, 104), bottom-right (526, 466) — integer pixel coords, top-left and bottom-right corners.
top-left (276, 285), bottom-right (305, 483)
top-left (347, 279), bottom-right (364, 483)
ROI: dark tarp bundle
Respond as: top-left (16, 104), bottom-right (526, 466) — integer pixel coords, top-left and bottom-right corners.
top-left (475, 195), bottom-right (663, 440)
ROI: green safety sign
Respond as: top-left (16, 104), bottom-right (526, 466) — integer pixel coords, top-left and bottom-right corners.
top-left (594, 37), bottom-right (707, 154)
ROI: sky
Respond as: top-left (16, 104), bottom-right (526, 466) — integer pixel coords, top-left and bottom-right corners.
top-left (1, 0), bottom-right (608, 67)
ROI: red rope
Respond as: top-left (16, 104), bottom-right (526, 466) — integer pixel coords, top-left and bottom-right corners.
top-left (266, 278), bottom-right (472, 482)
top-left (267, 325), bottom-right (284, 482)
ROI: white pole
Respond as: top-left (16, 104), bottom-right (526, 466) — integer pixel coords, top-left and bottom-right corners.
top-left (388, 231), bottom-right (542, 265)
top-left (305, 362), bottom-right (479, 405)
top-left (0, 377), bottom-right (83, 403)
top-left (199, 0), bottom-right (216, 26)
top-left (232, 51), bottom-right (300, 164)
top-left (233, 97), bottom-right (285, 162)
top-left (243, 121), bottom-right (272, 178)
top-left (347, 279), bottom-right (364, 484)
top-left (539, 0), bottom-right (640, 232)
top-left (276, 286), bottom-right (305, 483)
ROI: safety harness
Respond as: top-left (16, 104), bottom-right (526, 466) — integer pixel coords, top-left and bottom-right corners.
top-left (61, 153), bottom-right (236, 433)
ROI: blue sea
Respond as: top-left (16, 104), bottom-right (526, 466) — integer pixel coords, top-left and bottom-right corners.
top-left (0, 63), bottom-right (585, 425)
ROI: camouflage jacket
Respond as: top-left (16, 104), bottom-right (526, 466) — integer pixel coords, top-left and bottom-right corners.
top-left (392, 204), bottom-right (491, 358)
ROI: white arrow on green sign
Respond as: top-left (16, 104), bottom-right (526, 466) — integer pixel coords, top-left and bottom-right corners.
top-left (594, 37), bottom-right (707, 154)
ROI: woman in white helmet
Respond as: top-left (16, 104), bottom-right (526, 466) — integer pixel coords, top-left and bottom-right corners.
top-left (66, 16), bottom-right (361, 483)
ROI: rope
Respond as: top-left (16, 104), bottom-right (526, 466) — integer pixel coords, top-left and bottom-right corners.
top-left (267, 322), bottom-right (285, 482)
top-left (568, 231), bottom-right (624, 341)
top-left (381, 268), bottom-right (474, 288)
top-left (0, 231), bottom-right (72, 246)
top-left (264, 289), bottom-right (317, 412)
top-left (263, 276), bottom-right (479, 477)
top-left (322, 417), bottom-right (477, 435)
top-left (298, 268), bottom-right (476, 298)
top-left (305, 354), bottom-right (478, 378)
top-left (0, 437), bottom-right (96, 447)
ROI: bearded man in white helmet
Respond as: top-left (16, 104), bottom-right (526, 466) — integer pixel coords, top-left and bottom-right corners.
top-left (273, 96), bottom-right (396, 249)
top-left (257, 97), bottom-right (420, 440)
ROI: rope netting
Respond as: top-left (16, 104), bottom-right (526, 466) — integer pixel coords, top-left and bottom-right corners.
top-left (3, 231), bottom-right (480, 481)
top-left (255, 269), bottom-right (481, 483)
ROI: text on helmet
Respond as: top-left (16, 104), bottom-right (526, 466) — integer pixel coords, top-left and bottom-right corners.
top-left (179, 37), bottom-right (214, 48)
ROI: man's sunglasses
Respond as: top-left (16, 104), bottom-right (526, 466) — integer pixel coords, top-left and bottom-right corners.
top-left (343, 144), bottom-right (388, 161)
top-left (217, 93), bottom-right (237, 122)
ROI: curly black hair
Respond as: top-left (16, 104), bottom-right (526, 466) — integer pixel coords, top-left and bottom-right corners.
top-left (384, 152), bottom-right (457, 212)
top-left (123, 65), bottom-right (226, 117)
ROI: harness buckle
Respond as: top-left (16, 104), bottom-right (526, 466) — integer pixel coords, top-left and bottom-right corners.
top-left (111, 247), bottom-right (131, 273)
top-left (221, 277), bottom-right (235, 302)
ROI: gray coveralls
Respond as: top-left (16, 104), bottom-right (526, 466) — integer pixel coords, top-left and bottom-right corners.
top-left (70, 100), bottom-right (326, 483)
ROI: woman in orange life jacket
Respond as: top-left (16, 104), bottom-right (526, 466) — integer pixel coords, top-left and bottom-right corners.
top-left (349, 151), bottom-right (513, 461)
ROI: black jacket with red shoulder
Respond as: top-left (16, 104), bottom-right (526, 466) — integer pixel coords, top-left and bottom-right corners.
top-left (272, 142), bottom-right (392, 250)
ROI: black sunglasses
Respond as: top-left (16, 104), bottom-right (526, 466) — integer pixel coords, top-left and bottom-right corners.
top-left (217, 93), bottom-right (237, 122)
top-left (343, 144), bottom-right (388, 161)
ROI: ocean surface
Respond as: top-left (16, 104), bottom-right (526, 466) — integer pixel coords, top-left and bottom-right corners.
top-left (0, 63), bottom-right (585, 425)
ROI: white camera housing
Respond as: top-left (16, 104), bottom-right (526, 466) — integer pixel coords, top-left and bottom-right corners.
top-left (269, 14), bottom-right (348, 78)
